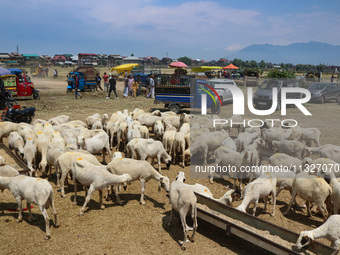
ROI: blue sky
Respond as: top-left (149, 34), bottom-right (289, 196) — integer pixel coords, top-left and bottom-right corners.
top-left (1, 0), bottom-right (340, 61)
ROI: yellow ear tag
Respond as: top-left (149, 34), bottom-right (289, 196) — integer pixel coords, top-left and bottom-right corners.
top-left (77, 158), bottom-right (83, 161)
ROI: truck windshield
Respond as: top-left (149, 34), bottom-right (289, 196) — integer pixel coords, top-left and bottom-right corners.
top-left (259, 80), bottom-right (280, 90)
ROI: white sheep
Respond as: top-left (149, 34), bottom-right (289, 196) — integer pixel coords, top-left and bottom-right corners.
top-left (48, 115), bottom-right (70, 125)
top-left (261, 128), bottom-right (292, 148)
top-left (71, 158), bottom-right (132, 215)
top-left (0, 175), bottom-right (59, 239)
top-left (186, 183), bottom-right (235, 205)
top-left (235, 131), bottom-right (258, 152)
top-left (0, 122), bottom-right (20, 143)
top-left (236, 173), bottom-right (277, 216)
top-left (81, 132), bottom-right (111, 163)
top-left (173, 132), bottom-right (186, 167)
top-left (0, 165), bottom-right (19, 191)
top-left (179, 122), bottom-right (190, 135)
top-left (91, 120), bottom-right (103, 130)
top-left (162, 128), bottom-right (177, 155)
top-left (134, 139), bottom-right (172, 172)
top-left (268, 153), bottom-right (311, 172)
top-left (221, 136), bottom-right (237, 151)
top-left (23, 137), bottom-right (37, 176)
top-left (134, 124), bottom-right (149, 139)
top-left (190, 130), bottom-right (229, 166)
top-left (55, 151), bottom-right (102, 197)
top-left (106, 158), bottom-right (170, 204)
top-left (283, 172), bottom-right (332, 221)
top-left (137, 115), bottom-right (162, 128)
top-left (36, 132), bottom-right (49, 175)
top-left (168, 172), bottom-right (197, 250)
top-left (51, 131), bottom-right (65, 149)
top-left (322, 171), bottom-right (340, 214)
top-left (127, 125), bottom-right (141, 143)
top-left (153, 120), bottom-right (165, 140)
top-left (8, 131), bottom-right (24, 157)
top-left (289, 127), bottom-right (321, 147)
top-left (295, 215), bottom-right (340, 250)
top-left (17, 124), bottom-right (35, 142)
top-left (271, 140), bottom-right (307, 160)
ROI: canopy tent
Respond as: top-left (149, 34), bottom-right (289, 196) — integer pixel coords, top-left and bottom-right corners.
top-left (168, 61), bottom-right (188, 68)
top-left (111, 63), bottom-right (139, 74)
top-left (223, 64), bottom-right (239, 70)
top-left (0, 67), bottom-right (11, 76)
top-left (191, 66), bottom-right (222, 72)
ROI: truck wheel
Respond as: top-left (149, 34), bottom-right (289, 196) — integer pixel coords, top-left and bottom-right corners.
top-left (169, 104), bottom-right (180, 114)
top-left (33, 92), bottom-right (40, 100)
top-left (211, 101), bottom-right (221, 114)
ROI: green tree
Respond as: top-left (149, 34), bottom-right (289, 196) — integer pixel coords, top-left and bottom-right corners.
top-left (266, 69), bottom-right (295, 78)
top-left (259, 60), bottom-right (266, 69)
top-left (177, 56), bottom-right (192, 66)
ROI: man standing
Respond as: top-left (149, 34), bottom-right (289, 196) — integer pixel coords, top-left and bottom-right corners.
top-left (147, 74), bottom-right (155, 99)
top-left (103, 72), bottom-right (109, 91)
top-left (74, 75), bottom-right (82, 99)
top-left (95, 74), bottom-right (103, 91)
top-left (107, 74), bottom-right (118, 100)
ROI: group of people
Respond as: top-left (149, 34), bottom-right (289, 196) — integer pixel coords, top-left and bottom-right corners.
top-left (123, 73), bottom-right (156, 99)
top-left (71, 71), bottom-right (157, 100)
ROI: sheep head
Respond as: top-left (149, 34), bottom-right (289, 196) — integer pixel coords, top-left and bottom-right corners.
top-left (159, 176), bottom-right (170, 193)
top-left (295, 231), bottom-right (314, 250)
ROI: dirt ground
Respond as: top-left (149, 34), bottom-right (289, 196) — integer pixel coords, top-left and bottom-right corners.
top-left (0, 76), bottom-right (339, 255)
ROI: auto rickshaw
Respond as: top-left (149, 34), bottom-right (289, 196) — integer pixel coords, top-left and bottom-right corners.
top-left (2, 68), bottom-right (40, 99)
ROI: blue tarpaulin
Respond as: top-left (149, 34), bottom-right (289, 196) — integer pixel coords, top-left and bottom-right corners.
top-left (7, 68), bottom-right (22, 75)
top-left (0, 67), bottom-right (11, 76)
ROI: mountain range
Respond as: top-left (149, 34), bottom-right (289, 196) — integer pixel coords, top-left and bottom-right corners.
top-left (230, 42), bottom-right (340, 65)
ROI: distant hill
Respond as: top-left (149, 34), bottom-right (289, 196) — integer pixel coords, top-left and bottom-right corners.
top-left (230, 42), bottom-right (340, 65)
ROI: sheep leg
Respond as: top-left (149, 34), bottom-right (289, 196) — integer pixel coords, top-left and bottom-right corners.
top-left (190, 206), bottom-right (198, 243)
top-left (106, 186), bottom-right (111, 201)
top-left (16, 198), bottom-right (23, 222)
top-left (271, 190), bottom-right (276, 217)
top-left (60, 171), bottom-right (68, 198)
top-left (112, 185), bottom-right (123, 205)
top-left (179, 206), bottom-right (190, 250)
top-left (167, 208), bottom-right (174, 226)
top-left (252, 200), bottom-right (259, 216)
top-left (317, 202), bottom-right (329, 222)
top-left (49, 195), bottom-right (59, 228)
top-left (27, 202), bottom-right (35, 221)
top-left (140, 179), bottom-right (146, 205)
top-left (306, 201), bottom-right (312, 217)
top-left (73, 177), bottom-right (78, 205)
top-left (262, 197), bottom-right (268, 213)
top-left (157, 155), bottom-right (162, 173)
top-left (39, 205), bottom-right (51, 239)
top-left (283, 188), bottom-right (297, 216)
top-left (79, 185), bottom-right (95, 216)
top-left (99, 189), bottom-right (105, 209)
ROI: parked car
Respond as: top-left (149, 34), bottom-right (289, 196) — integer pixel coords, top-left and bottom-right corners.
top-left (253, 79), bottom-right (301, 111)
top-left (207, 79), bottom-right (237, 104)
top-left (307, 82), bottom-right (340, 104)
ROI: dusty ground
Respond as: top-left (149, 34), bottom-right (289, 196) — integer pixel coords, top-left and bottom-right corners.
top-left (0, 76), bottom-right (339, 255)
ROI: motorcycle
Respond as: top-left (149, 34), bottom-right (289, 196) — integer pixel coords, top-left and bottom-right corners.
top-left (0, 91), bottom-right (35, 124)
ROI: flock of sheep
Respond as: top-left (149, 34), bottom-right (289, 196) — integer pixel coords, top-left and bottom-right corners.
top-left (0, 108), bottom-right (340, 251)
